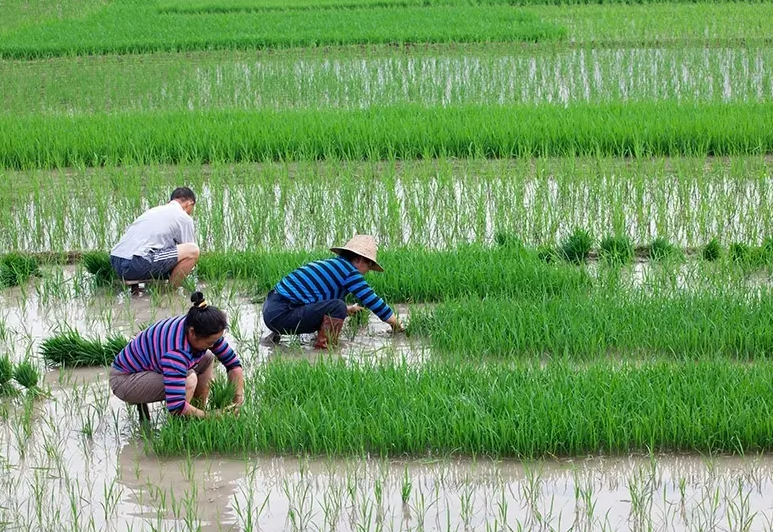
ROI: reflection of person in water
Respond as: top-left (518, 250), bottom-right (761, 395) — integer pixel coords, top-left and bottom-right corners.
top-left (116, 442), bottom-right (245, 532)
top-left (109, 291), bottom-right (244, 421)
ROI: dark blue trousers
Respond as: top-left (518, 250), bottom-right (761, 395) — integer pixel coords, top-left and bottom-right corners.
top-left (262, 291), bottom-right (347, 334)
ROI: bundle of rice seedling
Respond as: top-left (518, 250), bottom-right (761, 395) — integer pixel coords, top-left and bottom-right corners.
top-left (647, 237), bottom-right (679, 261)
top-left (702, 238), bottom-right (722, 262)
top-left (13, 360), bottom-right (41, 394)
top-left (0, 354), bottom-right (14, 394)
top-left (40, 331), bottom-right (128, 367)
top-left (82, 251), bottom-right (117, 285)
top-left (600, 235), bottom-right (634, 265)
top-left (560, 228), bottom-right (593, 264)
top-left (207, 373), bottom-right (236, 411)
top-left (0, 253), bottom-right (40, 288)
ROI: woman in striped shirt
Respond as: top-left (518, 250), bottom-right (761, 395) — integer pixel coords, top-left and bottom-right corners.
top-left (110, 292), bottom-right (244, 419)
top-left (262, 235), bottom-right (404, 349)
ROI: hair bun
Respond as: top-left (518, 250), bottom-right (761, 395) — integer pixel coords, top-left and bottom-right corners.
top-left (190, 291), bottom-right (205, 306)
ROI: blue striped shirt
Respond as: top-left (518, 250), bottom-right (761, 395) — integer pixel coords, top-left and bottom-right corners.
top-left (112, 316), bottom-right (241, 415)
top-left (274, 256), bottom-right (393, 321)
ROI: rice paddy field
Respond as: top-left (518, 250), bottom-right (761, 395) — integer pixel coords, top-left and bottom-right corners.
top-left (3, 0), bottom-right (773, 528)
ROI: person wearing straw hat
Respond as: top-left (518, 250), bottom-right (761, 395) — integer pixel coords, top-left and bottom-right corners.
top-left (262, 235), bottom-right (404, 349)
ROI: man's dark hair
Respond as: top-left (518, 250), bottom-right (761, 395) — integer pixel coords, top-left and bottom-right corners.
top-left (171, 187), bottom-right (196, 203)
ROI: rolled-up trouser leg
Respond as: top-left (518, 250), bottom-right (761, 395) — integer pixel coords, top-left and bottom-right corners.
top-left (263, 292), bottom-right (347, 335)
top-left (110, 352), bottom-right (214, 406)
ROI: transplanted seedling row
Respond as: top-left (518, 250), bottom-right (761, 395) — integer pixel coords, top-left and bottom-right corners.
top-left (153, 358), bottom-right (773, 457)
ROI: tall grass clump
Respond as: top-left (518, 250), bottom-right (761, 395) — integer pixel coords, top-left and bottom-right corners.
top-left (82, 251), bottom-right (116, 285)
top-left (0, 254), bottom-right (39, 288)
top-left (40, 331), bottom-right (129, 367)
top-left (560, 228), bottom-right (593, 264)
top-left (153, 358), bottom-right (773, 457)
top-left (599, 235), bottom-right (633, 265)
top-left (702, 238), bottom-right (722, 261)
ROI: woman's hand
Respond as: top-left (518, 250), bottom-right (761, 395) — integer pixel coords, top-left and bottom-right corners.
top-left (347, 304), bottom-right (363, 316)
top-left (386, 315), bottom-right (405, 333)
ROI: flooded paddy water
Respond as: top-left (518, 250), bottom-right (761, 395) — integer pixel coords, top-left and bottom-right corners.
top-left (1, 266), bottom-right (773, 530)
top-left (5, 46), bottom-right (773, 115)
top-left (3, 156), bottom-right (773, 252)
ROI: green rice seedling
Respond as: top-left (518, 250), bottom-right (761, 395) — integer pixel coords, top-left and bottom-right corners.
top-left (408, 291), bottom-right (773, 359)
top-left (0, 6), bottom-right (564, 60)
top-left (202, 246), bottom-right (591, 303)
top-left (600, 235), bottom-right (633, 265)
top-left (0, 253), bottom-right (39, 288)
top-left (40, 331), bottom-right (128, 367)
top-left (560, 228), bottom-right (593, 264)
top-left (761, 237), bottom-right (773, 264)
top-left (0, 355), bottom-right (14, 395)
top-left (6, 46), bottom-right (773, 118)
top-left (153, 358), bottom-right (773, 457)
top-left (537, 245), bottom-right (558, 263)
top-left (494, 231), bottom-right (523, 249)
top-left (2, 102), bottom-right (773, 170)
top-left (5, 156), bottom-right (772, 252)
top-left (207, 373), bottom-right (236, 411)
top-left (82, 251), bottom-right (116, 285)
top-left (13, 360), bottom-right (41, 395)
top-left (729, 242), bottom-right (752, 264)
top-left (703, 238), bottom-right (722, 262)
top-left (647, 237), bottom-right (679, 261)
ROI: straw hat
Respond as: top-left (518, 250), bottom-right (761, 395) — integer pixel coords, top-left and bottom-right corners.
top-left (330, 235), bottom-right (384, 272)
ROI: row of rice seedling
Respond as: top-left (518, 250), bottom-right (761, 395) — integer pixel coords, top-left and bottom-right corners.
top-left (4, 3), bottom-right (772, 59)
top-left (543, 3), bottom-right (773, 45)
top-left (2, 157), bottom-right (770, 251)
top-left (6, 46), bottom-right (771, 116)
top-left (408, 290), bottom-right (773, 359)
top-left (0, 5), bottom-right (563, 60)
top-left (158, 0), bottom-right (772, 14)
top-left (197, 245), bottom-right (595, 300)
top-left (2, 102), bottom-right (772, 169)
top-left (78, 245), bottom-right (593, 300)
top-left (39, 330), bottom-right (128, 367)
top-left (153, 358), bottom-right (773, 457)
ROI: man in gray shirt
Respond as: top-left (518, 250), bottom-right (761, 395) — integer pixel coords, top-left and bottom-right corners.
top-left (110, 187), bottom-right (200, 287)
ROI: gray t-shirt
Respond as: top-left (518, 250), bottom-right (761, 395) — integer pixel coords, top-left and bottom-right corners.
top-left (111, 201), bottom-right (195, 259)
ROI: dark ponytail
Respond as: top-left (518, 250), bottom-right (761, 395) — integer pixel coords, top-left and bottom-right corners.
top-left (185, 291), bottom-right (228, 337)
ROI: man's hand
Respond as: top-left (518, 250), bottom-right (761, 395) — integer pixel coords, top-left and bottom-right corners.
top-left (347, 304), bottom-right (363, 316)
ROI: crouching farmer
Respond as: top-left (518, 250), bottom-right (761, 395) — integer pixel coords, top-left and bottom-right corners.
top-left (262, 235), bottom-right (404, 349)
top-left (110, 292), bottom-right (244, 420)
top-left (110, 187), bottom-right (200, 288)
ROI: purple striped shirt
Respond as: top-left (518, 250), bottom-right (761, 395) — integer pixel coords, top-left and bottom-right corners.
top-left (113, 316), bottom-right (241, 414)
